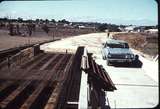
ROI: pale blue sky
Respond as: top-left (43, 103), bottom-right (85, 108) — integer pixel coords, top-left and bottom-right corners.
top-left (0, 0), bottom-right (158, 25)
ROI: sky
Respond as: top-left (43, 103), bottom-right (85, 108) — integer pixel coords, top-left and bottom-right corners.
top-left (0, 0), bottom-right (158, 26)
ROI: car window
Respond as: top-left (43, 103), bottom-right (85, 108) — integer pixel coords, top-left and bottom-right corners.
top-left (107, 43), bottom-right (124, 48)
top-left (105, 42), bottom-right (129, 48)
top-left (124, 43), bottom-right (129, 48)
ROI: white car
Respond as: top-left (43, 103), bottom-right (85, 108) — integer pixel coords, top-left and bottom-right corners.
top-left (102, 39), bottom-right (138, 65)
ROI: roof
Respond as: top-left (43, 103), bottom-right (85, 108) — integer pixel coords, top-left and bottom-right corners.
top-left (125, 26), bottom-right (136, 30)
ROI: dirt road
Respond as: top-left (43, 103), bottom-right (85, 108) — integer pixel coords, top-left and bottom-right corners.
top-left (41, 32), bottom-right (108, 54)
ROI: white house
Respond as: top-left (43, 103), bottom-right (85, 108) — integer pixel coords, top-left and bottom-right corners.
top-left (124, 26), bottom-right (136, 32)
top-left (145, 29), bottom-right (158, 33)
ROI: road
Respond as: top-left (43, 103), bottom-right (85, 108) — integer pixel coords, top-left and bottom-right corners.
top-left (41, 32), bottom-right (158, 108)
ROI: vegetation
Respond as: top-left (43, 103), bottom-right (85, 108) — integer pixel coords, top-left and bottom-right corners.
top-left (8, 23), bottom-right (14, 36)
top-left (41, 24), bottom-right (50, 34)
top-left (27, 23), bottom-right (35, 36)
top-left (51, 19), bottom-right (56, 23)
top-left (98, 23), bottom-right (121, 32)
top-left (113, 33), bottom-right (158, 56)
top-left (58, 19), bottom-right (70, 24)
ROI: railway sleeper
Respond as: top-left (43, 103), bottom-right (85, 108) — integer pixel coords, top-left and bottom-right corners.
top-left (20, 53), bottom-right (45, 69)
top-left (29, 82), bottom-right (56, 109)
top-left (0, 81), bottom-right (20, 102)
top-left (0, 81), bottom-right (33, 109)
top-left (0, 81), bottom-right (36, 109)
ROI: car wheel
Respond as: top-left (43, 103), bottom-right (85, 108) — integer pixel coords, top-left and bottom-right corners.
top-left (128, 62), bottom-right (133, 66)
top-left (106, 60), bottom-right (110, 66)
top-left (103, 56), bottom-right (106, 60)
top-left (135, 55), bottom-right (139, 61)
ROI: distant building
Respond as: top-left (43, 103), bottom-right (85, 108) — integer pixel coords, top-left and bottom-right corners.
top-left (63, 23), bottom-right (68, 27)
top-left (78, 25), bottom-right (96, 30)
top-left (145, 29), bottom-right (158, 33)
top-left (78, 25), bottom-right (85, 29)
top-left (124, 26), bottom-right (136, 32)
top-left (118, 27), bottom-right (125, 32)
top-left (137, 27), bottom-right (145, 32)
top-left (105, 29), bottom-right (109, 32)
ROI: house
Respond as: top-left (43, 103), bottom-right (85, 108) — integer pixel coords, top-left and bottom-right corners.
top-left (124, 26), bottom-right (136, 32)
top-left (145, 29), bottom-right (158, 33)
top-left (118, 27), bottom-right (125, 32)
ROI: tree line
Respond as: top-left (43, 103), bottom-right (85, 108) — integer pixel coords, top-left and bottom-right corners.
top-left (0, 17), bottom-right (70, 24)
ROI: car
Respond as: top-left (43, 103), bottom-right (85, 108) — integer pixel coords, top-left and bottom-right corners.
top-left (101, 39), bottom-right (138, 65)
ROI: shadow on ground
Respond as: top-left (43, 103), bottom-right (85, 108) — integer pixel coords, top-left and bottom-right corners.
top-left (110, 59), bottom-right (143, 68)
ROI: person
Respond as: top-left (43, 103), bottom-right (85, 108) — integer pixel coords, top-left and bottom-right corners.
top-left (16, 24), bottom-right (20, 35)
top-left (109, 34), bottom-right (113, 39)
top-left (108, 32), bottom-right (110, 37)
top-left (7, 56), bottom-right (11, 69)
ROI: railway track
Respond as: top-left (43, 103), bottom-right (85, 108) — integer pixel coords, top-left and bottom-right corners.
top-left (0, 50), bottom-right (75, 109)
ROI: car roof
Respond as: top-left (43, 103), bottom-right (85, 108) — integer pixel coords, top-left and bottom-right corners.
top-left (106, 39), bottom-right (127, 44)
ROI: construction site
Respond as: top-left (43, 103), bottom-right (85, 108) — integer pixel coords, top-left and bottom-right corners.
top-left (0, 32), bottom-right (158, 109)
top-left (0, 0), bottom-right (158, 108)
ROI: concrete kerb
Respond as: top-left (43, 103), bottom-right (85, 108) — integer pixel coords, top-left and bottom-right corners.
top-left (79, 47), bottom-right (89, 109)
top-left (139, 55), bottom-right (158, 83)
top-left (132, 49), bottom-right (158, 83)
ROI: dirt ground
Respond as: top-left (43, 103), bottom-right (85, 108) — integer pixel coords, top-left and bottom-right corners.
top-left (0, 29), bottom-right (54, 51)
top-left (112, 32), bottom-right (158, 57)
top-left (0, 26), bottom-right (96, 51)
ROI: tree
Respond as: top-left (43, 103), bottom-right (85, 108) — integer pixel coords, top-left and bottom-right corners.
top-left (98, 23), bottom-right (121, 32)
top-left (0, 22), bottom-right (5, 28)
top-left (39, 19), bottom-right (44, 23)
top-left (26, 19), bottom-right (32, 23)
top-left (42, 24), bottom-right (50, 34)
top-left (16, 24), bottom-right (20, 35)
top-left (45, 19), bottom-right (49, 24)
top-left (27, 24), bottom-right (32, 36)
top-left (119, 24), bottom-right (126, 28)
top-left (2, 17), bottom-right (8, 22)
top-left (51, 19), bottom-right (56, 23)
top-left (98, 24), bottom-right (108, 32)
top-left (17, 17), bottom-right (23, 23)
top-left (35, 19), bottom-right (40, 23)
top-left (58, 19), bottom-right (70, 24)
top-left (8, 23), bottom-right (14, 36)
top-left (27, 23), bottom-right (35, 36)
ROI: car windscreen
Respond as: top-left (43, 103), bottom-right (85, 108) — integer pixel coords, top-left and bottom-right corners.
top-left (106, 43), bottom-right (129, 48)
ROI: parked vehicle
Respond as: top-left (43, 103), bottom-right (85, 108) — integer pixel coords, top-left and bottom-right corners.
top-left (101, 39), bottom-right (138, 65)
